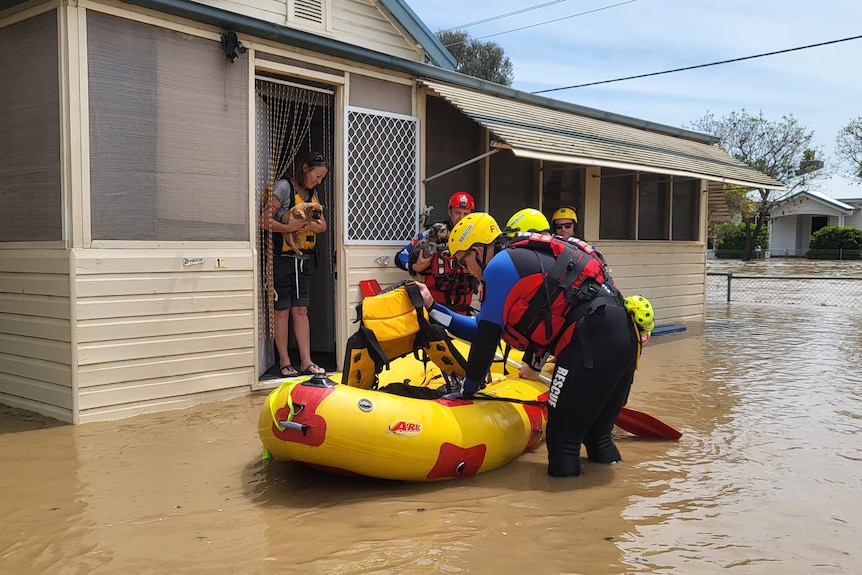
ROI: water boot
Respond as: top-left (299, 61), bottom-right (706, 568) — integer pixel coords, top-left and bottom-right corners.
top-left (584, 433), bottom-right (622, 464)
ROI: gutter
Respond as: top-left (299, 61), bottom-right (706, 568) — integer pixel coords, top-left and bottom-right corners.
top-left (118, 0), bottom-right (720, 144)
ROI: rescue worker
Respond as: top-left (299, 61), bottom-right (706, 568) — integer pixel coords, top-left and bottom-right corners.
top-left (504, 208), bottom-right (553, 378)
top-left (504, 208), bottom-right (551, 237)
top-left (418, 212), bottom-right (639, 477)
top-left (395, 191), bottom-right (477, 314)
top-left (552, 206), bottom-right (578, 239)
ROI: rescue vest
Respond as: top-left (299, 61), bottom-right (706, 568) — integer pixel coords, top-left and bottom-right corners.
top-left (280, 190), bottom-right (319, 254)
top-left (342, 279), bottom-right (468, 390)
top-left (501, 234), bottom-right (624, 362)
top-left (424, 251), bottom-right (477, 310)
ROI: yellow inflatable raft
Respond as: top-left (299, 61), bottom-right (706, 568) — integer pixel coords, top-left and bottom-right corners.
top-left (258, 352), bottom-right (549, 482)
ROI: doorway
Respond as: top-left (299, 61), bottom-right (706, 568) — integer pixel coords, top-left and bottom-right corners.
top-left (254, 75), bottom-right (336, 377)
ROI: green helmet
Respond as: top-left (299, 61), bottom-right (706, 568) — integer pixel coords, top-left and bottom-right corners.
top-left (505, 208), bottom-right (550, 236)
top-left (624, 295), bottom-right (655, 333)
top-left (448, 212), bottom-right (502, 255)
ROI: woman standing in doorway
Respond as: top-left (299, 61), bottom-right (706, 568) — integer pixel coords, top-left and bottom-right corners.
top-left (259, 152), bottom-right (329, 377)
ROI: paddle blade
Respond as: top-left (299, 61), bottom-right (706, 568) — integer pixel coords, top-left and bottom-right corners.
top-left (616, 407), bottom-right (682, 440)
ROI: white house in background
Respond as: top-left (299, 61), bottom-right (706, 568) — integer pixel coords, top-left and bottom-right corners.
top-left (768, 172), bottom-right (862, 256)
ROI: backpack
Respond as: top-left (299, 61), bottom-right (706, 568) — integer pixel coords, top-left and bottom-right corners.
top-left (502, 235), bottom-right (623, 364)
top-left (342, 279), bottom-right (468, 390)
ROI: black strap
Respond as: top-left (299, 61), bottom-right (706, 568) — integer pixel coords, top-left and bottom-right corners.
top-left (512, 243), bottom-right (591, 347)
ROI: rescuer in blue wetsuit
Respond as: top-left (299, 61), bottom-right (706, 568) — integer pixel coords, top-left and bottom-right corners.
top-left (417, 212), bottom-right (640, 478)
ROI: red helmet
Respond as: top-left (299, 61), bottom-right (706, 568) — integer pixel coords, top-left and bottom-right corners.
top-left (448, 191), bottom-right (475, 210)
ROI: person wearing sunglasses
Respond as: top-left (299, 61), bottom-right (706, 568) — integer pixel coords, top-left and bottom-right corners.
top-left (395, 191), bottom-right (478, 314)
top-left (418, 212), bottom-right (639, 478)
top-left (552, 206), bottom-right (578, 239)
top-left (259, 151), bottom-right (329, 378)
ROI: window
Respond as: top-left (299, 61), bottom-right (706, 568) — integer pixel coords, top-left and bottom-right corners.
top-left (599, 168), bottom-right (635, 240)
top-left (88, 13), bottom-right (249, 241)
top-left (599, 169), bottom-right (701, 242)
top-left (543, 163), bottom-right (585, 238)
top-left (0, 12), bottom-right (61, 242)
top-left (811, 215), bottom-right (828, 235)
top-left (672, 179), bottom-right (700, 241)
top-left (638, 173), bottom-right (669, 240)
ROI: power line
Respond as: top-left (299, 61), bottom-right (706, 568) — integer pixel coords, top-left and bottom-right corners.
top-left (440, 0), bottom-right (571, 33)
top-left (533, 34), bottom-right (862, 94)
top-left (441, 0), bottom-right (639, 48)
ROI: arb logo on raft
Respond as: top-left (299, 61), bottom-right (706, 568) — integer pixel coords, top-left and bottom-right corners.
top-left (388, 420), bottom-right (422, 436)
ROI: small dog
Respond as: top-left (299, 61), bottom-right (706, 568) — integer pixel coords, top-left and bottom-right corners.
top-left (408, 222), bottom-right (449, 278)
top-left (281, 201), bottom-right (324, 255)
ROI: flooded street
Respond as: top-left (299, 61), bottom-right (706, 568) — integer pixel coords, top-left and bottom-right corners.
top-left (3, 262), bottom-right (862, 574)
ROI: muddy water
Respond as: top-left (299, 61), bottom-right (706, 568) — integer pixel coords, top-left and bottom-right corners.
top-left (3, 299), bottom-right (862, 573)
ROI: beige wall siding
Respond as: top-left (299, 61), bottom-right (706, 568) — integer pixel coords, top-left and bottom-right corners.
top-left (592, 242), bottom-right (707, 326)
top-left (72, 248), bottom-right (257, 422)
top-left (193, 0), bottom-right (421, 62)
top-left (342, 245), bottom-right (411, 323)
top-left (332, 0), bottom-right (420, 61)
top-left (0, 250), bottom-right (73, 422)
top-left (340, 242), bottom-right (707, 335)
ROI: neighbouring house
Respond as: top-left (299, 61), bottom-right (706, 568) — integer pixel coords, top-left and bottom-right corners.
top-left (768, 172), bottom-right (862, 256)
top-left (0, 0), bottom-right (781, 423)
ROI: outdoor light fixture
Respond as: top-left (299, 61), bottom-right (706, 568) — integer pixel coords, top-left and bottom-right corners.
top-left (221, 31), bottom-right (246, 63)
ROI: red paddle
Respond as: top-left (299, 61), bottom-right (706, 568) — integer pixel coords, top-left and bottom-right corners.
top-left (498, 355), bottom-right (682, 440)
top-left (616, 407), bottom-right (682, 440)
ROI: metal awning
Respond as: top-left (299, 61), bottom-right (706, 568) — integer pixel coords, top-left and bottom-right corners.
top-left (421, 79), bottom-right (785, 190)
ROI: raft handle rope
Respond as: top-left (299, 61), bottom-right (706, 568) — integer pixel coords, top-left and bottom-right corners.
top-left (269, 380), bottom-right (311, 434)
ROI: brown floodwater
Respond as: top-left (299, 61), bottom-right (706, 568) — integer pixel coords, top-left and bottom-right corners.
top-left (3, 262), bottom-right (861, 574)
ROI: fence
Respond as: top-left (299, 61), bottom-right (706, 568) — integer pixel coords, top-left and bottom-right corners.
top-left (706, 273), bottom-right (862, 307)
top-left (715, 249), bottom-right (862, 260)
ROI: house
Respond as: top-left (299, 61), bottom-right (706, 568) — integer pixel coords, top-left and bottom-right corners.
top-left (768, 172), bottom-right (862, 256)
top-left (0, 0), bottom-right (780, 423)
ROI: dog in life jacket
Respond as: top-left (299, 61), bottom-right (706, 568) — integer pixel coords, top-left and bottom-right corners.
top-left (500, 234), bottom-right (631, 369)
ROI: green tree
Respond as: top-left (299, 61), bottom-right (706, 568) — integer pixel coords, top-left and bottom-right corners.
top-left (835, 116), bottom-right (862, 177)
top-left (688, 110), bottom-right (823, 261)
top-left (436, 30), bottom-right (514, 86)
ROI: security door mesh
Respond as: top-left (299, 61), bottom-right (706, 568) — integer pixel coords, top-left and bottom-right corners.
top-left (346, 107), bottom-right (418, 243)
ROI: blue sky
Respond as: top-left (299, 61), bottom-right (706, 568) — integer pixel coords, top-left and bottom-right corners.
top-left (406, 0), bottom-right (862, 179)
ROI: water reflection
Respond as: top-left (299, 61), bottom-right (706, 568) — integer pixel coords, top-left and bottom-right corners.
top-left (1, 297), bottom-right (861, 574)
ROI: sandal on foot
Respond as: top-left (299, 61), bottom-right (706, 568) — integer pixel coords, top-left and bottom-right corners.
top-left (300, 363), bottom-right (325, 376)
top-left (280, 365), bottom-right (299, 377)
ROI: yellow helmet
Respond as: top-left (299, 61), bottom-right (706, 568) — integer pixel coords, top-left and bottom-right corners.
top-left (624, 295), bottom-right (655, 333)
top-left (552, 206), bottom-right (578, 224)
top-left (448, 213), bottom-right (502, 255)
top-left (505, 208), bottom-right (550, 236)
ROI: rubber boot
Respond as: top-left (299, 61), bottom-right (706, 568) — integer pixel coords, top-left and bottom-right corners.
top-left (584, 433), bottom-right (622, 464)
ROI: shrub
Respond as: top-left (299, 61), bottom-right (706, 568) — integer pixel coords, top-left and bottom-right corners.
top-left (807, 226), bottom-right (862, 259)
top-left (713, 222), bottom-right (768, 251)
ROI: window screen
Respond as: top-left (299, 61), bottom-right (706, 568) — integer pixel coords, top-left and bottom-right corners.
top-left (599, 168), bottom-right (635, 240)
top-left (672, 178), bottom-right (701, 241)
top-left (638, 173), bottom-right (670, 240)
top-left (0, 11), bottom-right (61, 242)
top-left (88, 13), bottom-right (249, 241)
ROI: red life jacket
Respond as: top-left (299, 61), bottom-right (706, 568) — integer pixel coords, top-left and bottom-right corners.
top-left (502, 234), bottom-right (621, 358)
top-left (424, 251), bottom-right (477, 311)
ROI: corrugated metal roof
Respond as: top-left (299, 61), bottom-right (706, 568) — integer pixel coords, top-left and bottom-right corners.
top-left (421, 79), bottom-right (785, 190)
